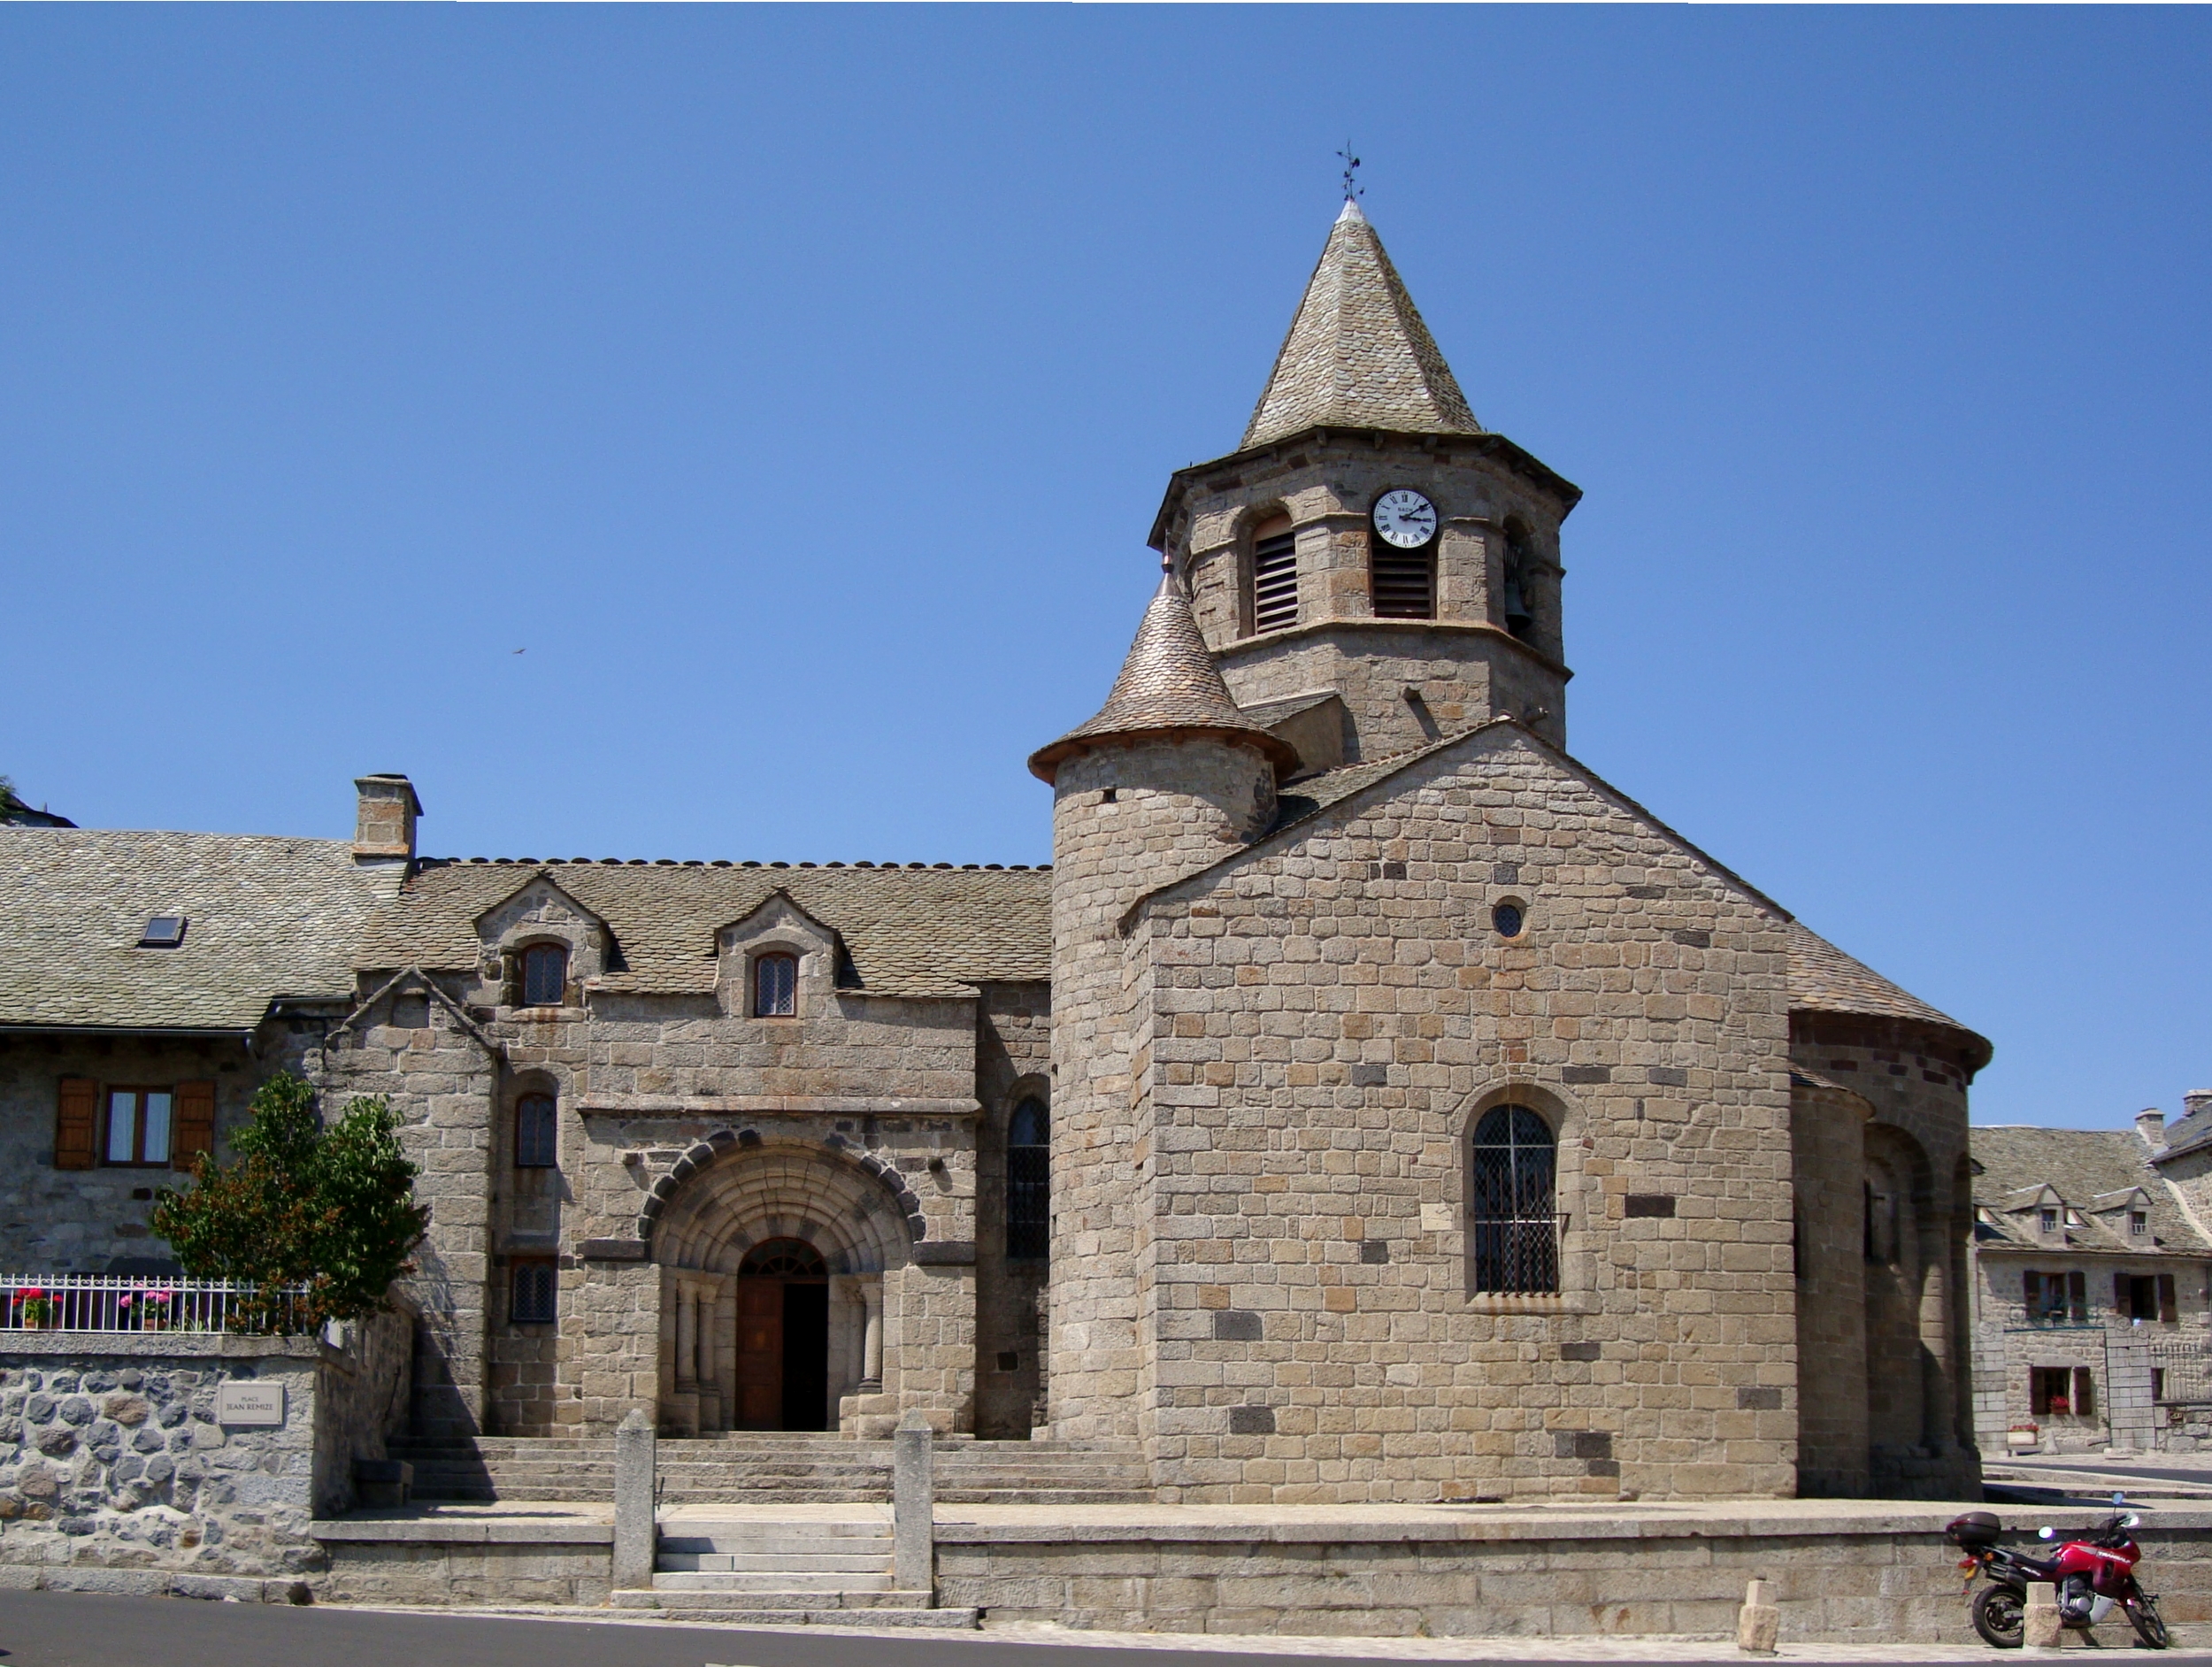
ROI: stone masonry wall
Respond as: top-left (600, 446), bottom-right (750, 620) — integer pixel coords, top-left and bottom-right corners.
top-left (974, 981), bottom-right (1051, 1439)
top-left (1048, 736), bottom-right (1279, 1447)
top-left (1791, 1081), bottom-right (1870, 1495)
top-left (1125, 726), bottom-right (1797, 1502)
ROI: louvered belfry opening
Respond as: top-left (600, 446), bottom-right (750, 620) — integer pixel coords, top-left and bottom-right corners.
top-left (1370, 533), bottom-right (1436, 619)
top-left (1250, 515), bottom-right (1298, 634)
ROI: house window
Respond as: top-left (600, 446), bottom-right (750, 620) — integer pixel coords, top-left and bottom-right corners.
top-left (521, 943), bottom-right (568, 1007)
top-left (1007, 1098), bottom-right (1049, 1262)
top-left (2031, 1365), bottom-right (2095, 1417)
top-left (511, 1260), bottom-right (557, 1325)
top-left (1251, 516), bottom-right (1298, 634)
top-left (2039, 1207), bottom-right (2059, 1234)
top-left (1501, 519), bottom-right (1538, 641)
top-left (137, 916), bottom-right (188, 949)
top-left (754, 953), bottom-right (798, 1018)
top-left (2131, 1210), bottom-right (2149, 1236)
top-left (1470, 1104), bottom-right (1558, 1294)
top-left (2117, 1272), bottom-right (2177, 1324)
top-left (2024, 1270), bottom-right (2087, 1323)
top-left (104, 1089), bottom-right (173, 1167)
top-left (515, 1095), bottom-right (557, 1169)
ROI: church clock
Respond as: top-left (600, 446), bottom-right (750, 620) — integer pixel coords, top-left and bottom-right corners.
top-left (1371, 488), bottom-right (1438, 549)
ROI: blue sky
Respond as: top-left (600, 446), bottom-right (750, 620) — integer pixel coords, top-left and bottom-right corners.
top-left (4, 7), bottom-right (2207, 1129)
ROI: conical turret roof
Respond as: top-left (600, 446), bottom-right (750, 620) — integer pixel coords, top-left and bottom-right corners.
top-left (1241, 201), bottom-right (1481, 450)
top-left (1028, 571), bottom-right (1297, 782)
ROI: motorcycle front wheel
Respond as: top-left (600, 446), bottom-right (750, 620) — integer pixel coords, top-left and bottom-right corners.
top-left (2124, 1594), bottom-right (2170, 1650)
top-left (1973, 1582), bottom-right (2025, 1649)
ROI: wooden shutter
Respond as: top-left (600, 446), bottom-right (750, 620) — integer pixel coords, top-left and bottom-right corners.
top-left (2074, 1366), bottom-right (2097, 1417)
top-left (2159, 1272), bottom-right (2178, 1323)
top-left (2116, 1272), bottom-right (2134, 1318)
top-left (2068, 1270), bottom-right (2085, 1320)
top-left (172, 1081), bottom-right (216, 1171)
top-left (54, 1078), bottom-right (98, 1170)
top-left (2022, 1271), bottom-right (2041, 1317)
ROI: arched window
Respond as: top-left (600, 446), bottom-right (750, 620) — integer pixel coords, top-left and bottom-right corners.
top-left (754, 952), bottom-right (798, 1018)
top-left (515, 1094), bottom-right (557, 1168)
top-left (1250, 515), bottom-right (1298, 634)
top-left (1470, 1104), bottom-right (1557, 1294)
top-left (1501, 520), bottom-right (1538, 642)
top-left (1007, 1098), bottom-right (1049, 1261)
top-left (521, 942), bottom-right (568, 1008)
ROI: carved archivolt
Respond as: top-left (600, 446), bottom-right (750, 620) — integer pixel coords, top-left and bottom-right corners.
top-left (643, 1134), bottom-right (918, 1275)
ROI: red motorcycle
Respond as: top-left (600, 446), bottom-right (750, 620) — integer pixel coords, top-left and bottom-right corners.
top-left (1946, 1499), bottom-right (2169, 1649)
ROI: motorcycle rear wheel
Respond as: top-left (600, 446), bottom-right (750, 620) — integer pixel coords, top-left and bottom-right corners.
top-left (1973, 1582), bottom-right (2025, 1649)
top-left (2124, 1594), bottom-right (2170, 1650)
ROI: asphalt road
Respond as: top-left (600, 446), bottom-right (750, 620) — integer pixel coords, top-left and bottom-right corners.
top-left (2001, 1457), bottom-right (2212, 1491)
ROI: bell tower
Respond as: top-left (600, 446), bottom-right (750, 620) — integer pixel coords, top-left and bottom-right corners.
top-left (1149, 202), bottom-right (1582, 769)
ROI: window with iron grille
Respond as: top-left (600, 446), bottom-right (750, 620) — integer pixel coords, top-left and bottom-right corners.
top-left (754, 952), bottom-right (798, 1018)
top-left (521, 942), bottom-right (568, 1007)
top-left (511, 1260), bottom-right (557, 1325)
top-left (516, 1094), bottom-right (557, 1168)
top-left (1251, 519), bottom-right (1298, 634)
top-left (1007, 1098), bottom-right (1049, 1261)
top-left (1369, 534), bottom-right (1435, 618)
top-left (1470, 1104), bottom-right (1557, 1294)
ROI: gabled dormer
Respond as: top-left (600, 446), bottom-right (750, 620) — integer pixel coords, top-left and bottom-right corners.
top-left (714, 891), bottom-right (843, 1022)
top-left (2092, 1186), bottom-right (2158, 1246)
top-left (2001, 1182), bottom-right (2072, 1246)
top-left (473, 872), bottom-right (611, 1010)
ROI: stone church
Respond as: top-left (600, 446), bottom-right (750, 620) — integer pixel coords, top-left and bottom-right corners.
top-left (0, 201), bottom-right (1991, 1502)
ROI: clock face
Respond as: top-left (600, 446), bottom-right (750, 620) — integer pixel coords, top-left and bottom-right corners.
top-left (1371, 488), bottom-right (1438, 549)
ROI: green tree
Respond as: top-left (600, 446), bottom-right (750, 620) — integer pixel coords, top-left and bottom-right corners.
top-left (151, 1072), bottom-right (428, 1333)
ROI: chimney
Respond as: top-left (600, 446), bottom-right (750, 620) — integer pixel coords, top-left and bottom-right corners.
top-left (2137, 1109), bottom-right (2167, 1150)
top-left (353, 774), bottom-right (423, 865)
top-left (2186, 1090), bottom-right (2212, 1121)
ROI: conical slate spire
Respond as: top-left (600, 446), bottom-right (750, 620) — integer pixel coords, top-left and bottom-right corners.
top-left (1240, 201), bottom-right (1481, 450)
top-left (1028, 570), bottom-right (1296, 781)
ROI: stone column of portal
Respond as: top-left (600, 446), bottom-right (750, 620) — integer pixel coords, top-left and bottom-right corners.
top-left (860, 1280), bottom-right (884, 1391)
top-left (674, 1284), bottom-right (697, 1392)
top-left (694, 1284), bottom-right (718, 1432)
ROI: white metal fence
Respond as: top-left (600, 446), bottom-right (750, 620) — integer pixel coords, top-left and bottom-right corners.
top-left (0, 1274), bottom-right (307, 1335)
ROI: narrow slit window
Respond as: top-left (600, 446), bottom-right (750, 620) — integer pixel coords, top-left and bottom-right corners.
top-left (515, 1094), bottom-right (557, 1168)
top-left (755, 952), bottom-right (798, 1018)
top-left (521, 943), bottom-right (568, 1007)
top-left (1007, 1098), bottom-right (1049, 1262)
top-left (1251, 517), bottom-right (1298, 634)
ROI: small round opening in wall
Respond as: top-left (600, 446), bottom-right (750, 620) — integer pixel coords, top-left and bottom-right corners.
top-left (1492, 903), bottom-right (1525, 940)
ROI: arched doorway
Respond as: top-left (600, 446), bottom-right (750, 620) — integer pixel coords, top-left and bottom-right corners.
top-left (737, 1237), bottom-right (830, 1431)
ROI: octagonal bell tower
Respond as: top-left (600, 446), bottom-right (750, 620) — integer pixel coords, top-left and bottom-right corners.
top-left (1150, 202), bottom-right (1583, 769)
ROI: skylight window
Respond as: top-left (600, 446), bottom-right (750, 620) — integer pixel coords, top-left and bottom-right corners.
top-left (138, 917), bottom-right (188, 949)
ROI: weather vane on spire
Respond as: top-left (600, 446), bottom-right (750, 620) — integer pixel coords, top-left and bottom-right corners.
top-left (1337, 142), bottom-right (1363, 203)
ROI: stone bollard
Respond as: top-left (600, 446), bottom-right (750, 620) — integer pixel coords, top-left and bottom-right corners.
top-left (1736, 1577), bottom-right (1780, 1655)
top-left (613, 1407), bottom-right (657, 1591)
top-left (892, 1410), bottom-right (935, 1597)
top-left (2024, 1581), bottom-right (2065, 1651)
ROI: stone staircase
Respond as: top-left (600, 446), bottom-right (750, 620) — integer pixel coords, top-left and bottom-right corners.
top-left (609, 1510), bottom-right (977, 1628)
top-left (387, 1430), bottom-right (1148, 1506)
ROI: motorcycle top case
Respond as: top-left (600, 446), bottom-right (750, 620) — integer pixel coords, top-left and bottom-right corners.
top-left (1946, 1511), bottom-right (2003, 1550)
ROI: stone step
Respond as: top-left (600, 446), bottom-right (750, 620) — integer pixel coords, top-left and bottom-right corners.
top-left (649, 1570), bottom-right (895, 1594)
top-left (613, 1585), bottom-right (928, 1609)
top-left (610, 1602), bottom-right (979, 1628)
top-left (657, 1553), bottom-right (892, 1574)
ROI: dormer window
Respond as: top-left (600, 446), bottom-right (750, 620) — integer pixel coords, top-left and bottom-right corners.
top-left (2131, 1210), bottom-right (2149, 1236)
top-left (1250, 516), bottom-right (1298, 634)
top-left (138, 916), bottom-right (187, 949)
top-left (520, 943), bottom-right (568, 1008)
top-left (754, 952), bottom-right (797, 1018)
top-left (2040, 1208), bottom-right (2059, 1234)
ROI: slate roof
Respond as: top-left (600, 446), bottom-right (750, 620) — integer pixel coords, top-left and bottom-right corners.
top-left (1241, 201), bottom-right (1482, 450)
top-left (0, 828), bottom-right (390, 1031)
top-left (1029, 572), bottom-right (1295, 781)
top-left (2154, 1105), bottom-right (2212, 1164)
top-left (1970, 1125), bottom-right (2211, 1256)
top-left (1786, 919), bottom-right (1990, 1064)
top-left (360, 859), bottom-right (1051, 999)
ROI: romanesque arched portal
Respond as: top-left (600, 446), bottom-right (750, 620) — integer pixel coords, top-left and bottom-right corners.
top-left (646, 1139), bottom-right (916, 1433)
